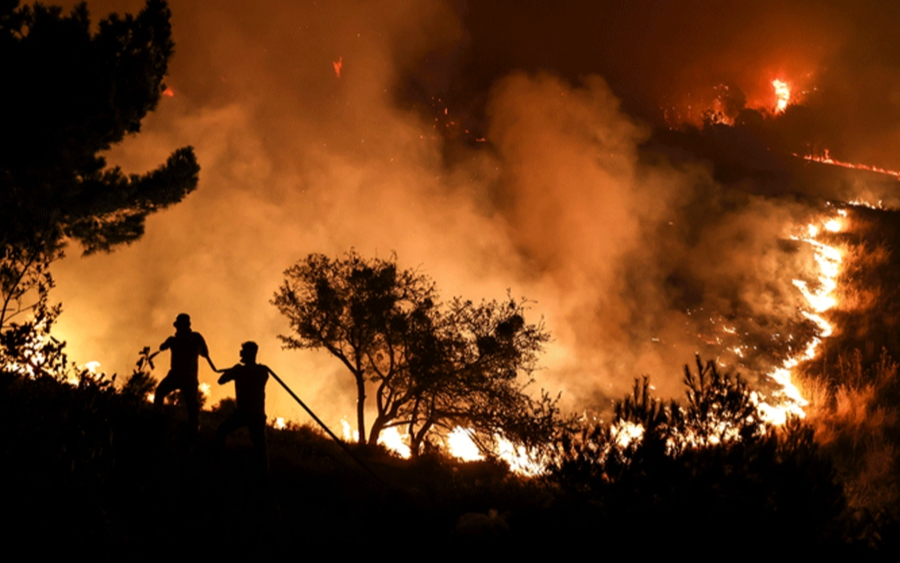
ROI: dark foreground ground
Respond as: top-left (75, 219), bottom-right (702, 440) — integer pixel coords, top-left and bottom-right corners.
top-left (0, 371), bottom-right (564, 558)
top-left (2, 368), bottom-right (895, 560)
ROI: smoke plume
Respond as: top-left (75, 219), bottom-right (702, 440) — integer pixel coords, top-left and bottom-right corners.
top-left (47, 0), bottom-right (900, 425)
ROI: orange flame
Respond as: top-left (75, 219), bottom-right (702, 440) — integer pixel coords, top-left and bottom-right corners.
top-left (772, 79), bottom-right (790, 113)
top-left (333, 56), bottom-right (343, 79)
top-left (801, 149), bottom-right (900, 180)
top-left (757, 212), bottom-right (844, 424)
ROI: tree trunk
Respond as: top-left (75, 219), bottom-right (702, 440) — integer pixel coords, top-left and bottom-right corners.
top-left (368, 416), bottom-right (386, 447)
top-left (355, 373), bottom-right (367, 445)
top-left (409, 420), bottom-right (433, 457)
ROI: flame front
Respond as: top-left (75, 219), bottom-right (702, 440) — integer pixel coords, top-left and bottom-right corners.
top-left (801, 149), bottom-right (900, 180)
top-left (757, 211), bottom-right (845, 424)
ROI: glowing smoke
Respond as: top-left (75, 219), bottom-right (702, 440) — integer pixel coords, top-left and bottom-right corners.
top-left (45, 0), bottom-right (900, 431)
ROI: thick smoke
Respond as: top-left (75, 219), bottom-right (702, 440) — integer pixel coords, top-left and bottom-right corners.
top-left (48, 0), bottom-right (897, 425)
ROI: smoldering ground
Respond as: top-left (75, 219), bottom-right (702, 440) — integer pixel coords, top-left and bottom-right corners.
top-left (47, 0), bottom-right (900, 426)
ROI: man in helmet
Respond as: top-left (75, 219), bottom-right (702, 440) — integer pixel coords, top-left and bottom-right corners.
top-left (153, 313), bottom-right (217, 434)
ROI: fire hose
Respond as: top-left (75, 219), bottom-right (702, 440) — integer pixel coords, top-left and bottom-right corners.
top-left (147, 347), bottom-right (382, 483)
top-left (268, 369), bottom-right (384, 485)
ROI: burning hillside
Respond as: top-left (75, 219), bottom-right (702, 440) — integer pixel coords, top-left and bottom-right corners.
top-left (0, 1), bottom-right (882, 486)
top-left (9, 3), bottom-right (900, 554)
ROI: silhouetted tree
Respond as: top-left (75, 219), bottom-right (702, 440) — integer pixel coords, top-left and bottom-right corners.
top-left (273, 251), bottom-right (560, 453)
top-left (396, 296), bottom-right (557, 455)
top-left (273, 251), bottom-right (436, 445)
top-left (0, 0), bottom-right (199, 340)
top-left (676, 355), bottom-right (762, 449)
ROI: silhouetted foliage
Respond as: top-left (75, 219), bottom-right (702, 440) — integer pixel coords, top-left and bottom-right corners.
top-left (395, 296), bottom-right (561, 456)
top-left (0, 0), bottom-right (199, 254)
top-left (273, 250), bottom-right (562, 455)
top-left (548, 356), bottom-right (851, 554)
top-left (120, 346), bottom-right (158, 403)
top-left (678, 355), bottom-right (762, 449)
top-left (0, 270), bottom-right (71, 379)
top-left (0, 350), bottom-right (882, 556)
top-left (0, 0), bottom-right (199, 366)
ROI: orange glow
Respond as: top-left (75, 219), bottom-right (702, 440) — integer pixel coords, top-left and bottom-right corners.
top-left (757, 212), bottom-right (844, 425)
top-left (339, 418), bottom-right (412, 457)
top-left (848, 199), bottom-right (883, 209)
top-left (824, 218), bottom-right (842, 232)
top-left (333, 56), bottom-right (343, 79)
top-left (612, 420), bottom-right (645, 448)
top-left (772, 79), bottom-right (790, 113)
top-left (199, 382), bottom-right (211, 404)
top-left (340, 419), bottom-right (357, 442)
top-left (447, 427), bottom-right (484, 461)
top-left (801, 149), bottom-right (900, 180)
top-left (379, 427), bottom-right (411, 458)
top-left (162, 87), bottom-right (174, 97)
top-left (496, 436), bottom-right (546, 476)
top-left (664, 74), bottom-right (809, 128)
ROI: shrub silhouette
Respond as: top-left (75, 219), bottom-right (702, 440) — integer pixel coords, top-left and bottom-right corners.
top-left (548, 356), bottom-right (849, 554)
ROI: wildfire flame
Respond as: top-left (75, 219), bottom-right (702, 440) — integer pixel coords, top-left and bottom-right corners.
top-left (801, 149), bottom-right (900, 180)
top-left (447, 427), bottom-right (485, 461)
top-left (446, 426), bottom-right (546, 475)
top-left (772, 79), bottom-right (791, 113)
top-left (612, 420), bottom-right (645, 449)
top-left (339, 215), bottom-right (846, 466)
top-left (378, 427), bottom-right (411, 458)
top-left (199, 382), bottom-right (211, 404)
top-left (757, 211), bottom-right (844, 424)
top-left (1, 327), bottom-right (67, 381)
top-left (340, 419), bottom-right (357, 442)
top-left (340, 419), bottom-right (413, 458)
top-left (848, 198), bottom-right (883, 209)
top-left (333, 56), bottom-right (343, 79)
